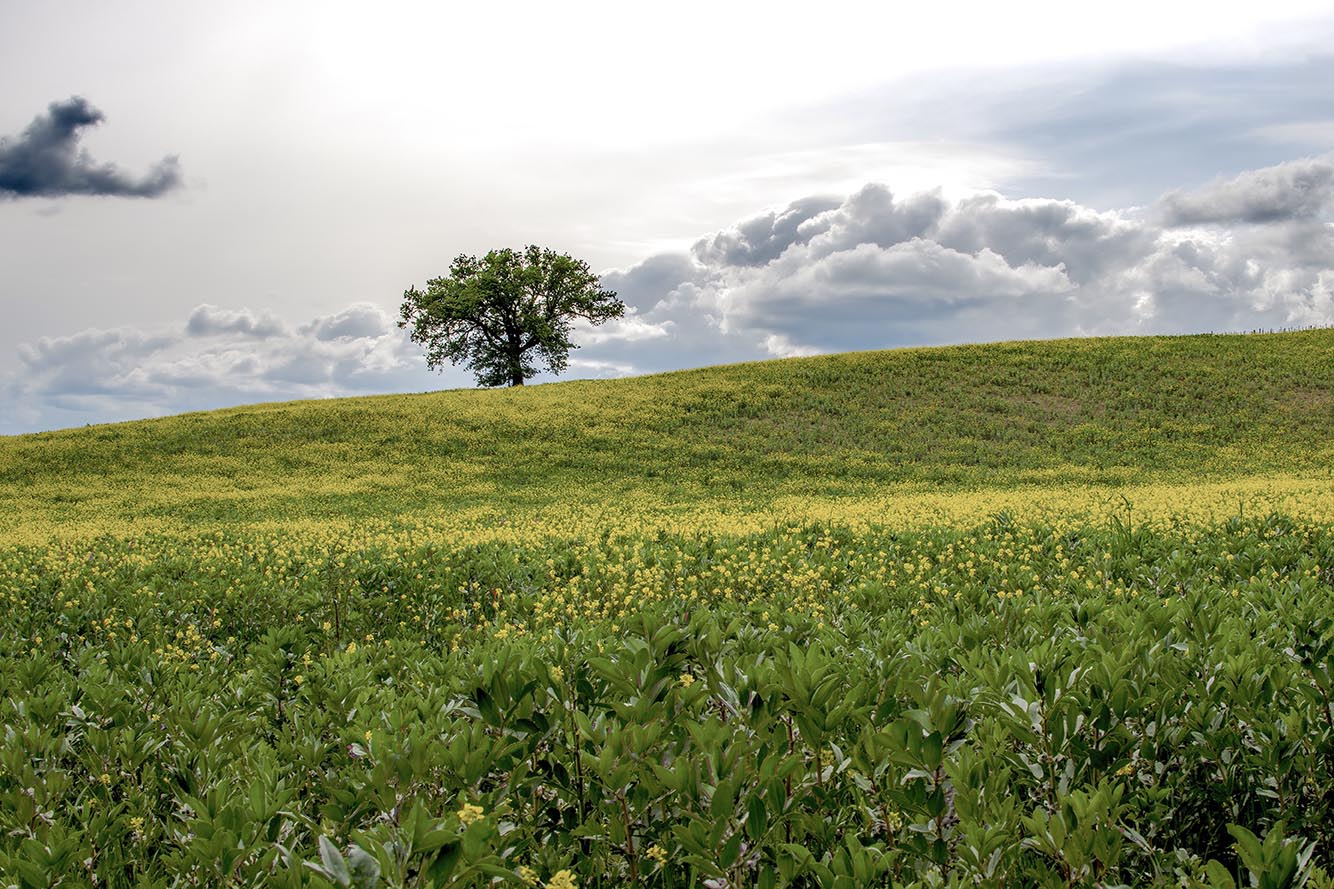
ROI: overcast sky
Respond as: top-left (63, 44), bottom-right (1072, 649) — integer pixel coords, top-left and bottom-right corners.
top-left (3, 1), bottom-right (1333, 434)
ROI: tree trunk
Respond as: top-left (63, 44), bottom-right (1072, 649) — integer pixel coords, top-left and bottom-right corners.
top-left (505, 347), bottom-right (525, 386)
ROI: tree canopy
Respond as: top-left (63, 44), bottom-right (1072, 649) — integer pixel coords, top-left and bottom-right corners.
top-left (399, 246), bottom-right (624, 387)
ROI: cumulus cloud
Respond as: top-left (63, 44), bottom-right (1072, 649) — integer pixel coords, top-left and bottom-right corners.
top-left (724, 240), bottom-right (1073, 341)
top-left (187, 305), bottom-right (288, 338)
top-left (1156, 155), bottom-right (1334, 226)
top-left (5, 155), bottom-right (1333, 435)
top-left (0, 97), bottom-right (182, 199)
top-left (572, 313), bottom-right (671, 345)
top-left (302, 304), bottom-right (392, 341)
top-left (16, 328), bottom-right (177, 399)
top-left (2, 303), bottom-right (455, 434)
top-left (1, 294), bottom-right (705, 433)
top-left (599, 156), bottom-right (1334, 360)
top-left (691, 195), bottom-right (843, 267)
top-left (763, 334), bottom-right (821, 358)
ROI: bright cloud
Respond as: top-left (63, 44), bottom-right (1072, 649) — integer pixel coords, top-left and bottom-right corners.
top-left (4, 154), bottom-right (1333, 434)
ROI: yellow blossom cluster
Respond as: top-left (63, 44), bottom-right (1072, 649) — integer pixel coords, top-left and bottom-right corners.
top-left (4, 470), bottom-right (1334, 553)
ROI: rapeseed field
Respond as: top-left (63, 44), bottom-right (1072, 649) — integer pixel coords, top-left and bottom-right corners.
top-left (2, 331), bottom-right (1333, 887)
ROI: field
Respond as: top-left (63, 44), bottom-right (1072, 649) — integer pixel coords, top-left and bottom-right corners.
top-left (3, 331), bottom-right (1334, 887)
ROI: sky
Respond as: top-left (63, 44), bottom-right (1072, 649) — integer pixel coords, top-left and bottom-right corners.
top-left (2, 0), bottom-right (1333, 435)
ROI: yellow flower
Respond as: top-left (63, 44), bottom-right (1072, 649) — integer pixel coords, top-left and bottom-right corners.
top-left (517, 865), bottom-right (540, 886)
top-left (546, 870), bottom-right (578, 889)
top-left (293, 674), bottom-right (304, 685)
top-left (346, 641), bottom-right (357, 654)
top-left (549, 665), bottom-right (564, 682)
top-left (98, 773), bottom-right (112, 786)
top-left (457, 802), bottom-right (485, 826)
top-left (679, 672), bottom-right (695, 688)
top-left (322, 621), bottom-right (332, 632)
top-left (364, 729), bottom-right (373, 742)
top-left (128, 816), bottom-right (144, 831)
top-left (646, 844), bottom-right (668, 866)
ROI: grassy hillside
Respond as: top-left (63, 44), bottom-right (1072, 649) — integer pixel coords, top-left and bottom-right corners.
top-left (5, 331), bottom-right (1334, 886)
top-left (3, 330), bottom-right (1333, 538)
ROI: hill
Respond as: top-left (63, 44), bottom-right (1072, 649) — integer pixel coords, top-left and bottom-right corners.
top-left (3, 330), bottom-right (1333, 539)
top-left (6, 330), bottom-right (1334, 885)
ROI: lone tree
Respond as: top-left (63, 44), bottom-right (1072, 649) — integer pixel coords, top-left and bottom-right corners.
top-left (399, 246), bottom-right (624, 387)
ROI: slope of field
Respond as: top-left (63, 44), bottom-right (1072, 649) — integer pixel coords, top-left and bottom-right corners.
top-left (4, 331), bottom-right (1334, 887)
top-left (2, 330), bottom-right (1333, 541)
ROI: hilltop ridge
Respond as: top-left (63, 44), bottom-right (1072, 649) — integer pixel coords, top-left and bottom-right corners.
top-left (3, 330), bottom-right (1332, 534)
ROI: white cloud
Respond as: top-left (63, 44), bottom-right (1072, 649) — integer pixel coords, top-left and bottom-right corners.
top-left (5, 155), bottom-right (1333, 435)
top-left (2, 302), bottom-right (464, 433)
top-left (1155, 154), bottom-right (1334, 226)
top-left (601, 158), bottom-right (1334, 359)
top-left (763, 334), bottom-right (821, 358)
top-left (301, 303), bottom-right (392, 341)
top-left (566, 357), bottom-right (638, 377)
top-left (572, 314), bottom-right (672, 346)
top-left (186, 304), bottom-right (288, 338)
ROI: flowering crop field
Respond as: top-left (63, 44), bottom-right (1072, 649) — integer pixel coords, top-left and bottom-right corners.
top-left (2, 332), bottom-right (1334, 887)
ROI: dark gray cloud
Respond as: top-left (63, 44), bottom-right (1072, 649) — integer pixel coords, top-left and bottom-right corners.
top-left (1156, 155), bottom-right (1334, 226)
top-left (0, 97), bottom-right (181, 199)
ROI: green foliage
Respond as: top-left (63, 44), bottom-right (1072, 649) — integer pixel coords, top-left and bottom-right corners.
top-left (3, 515), bottom-right (1334, 885)
top-left (3, 331), bottom-right (1334, 884)
top-left (399, 245), bottom-right (624, 387)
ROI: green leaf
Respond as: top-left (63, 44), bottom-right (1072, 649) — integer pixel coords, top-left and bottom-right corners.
top-left (922, 731), bottom-right (943, 770)
top-left (315, 836), bottom-right (352, 888)
top-left (746, 793), bottom-right (768, 841)
top-left (475, 688), bottom-right (501, 726)
top-left (1227, 824), bottom-right (1264, 874)
top-left (720, 831), bottom-right (743, 869)
top-left (346, 844), bottom-right (380, 889)
top-left (425, 843), bottom-right (461, 888)
top-left (1204, 859), bottom-right (1237, 889)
